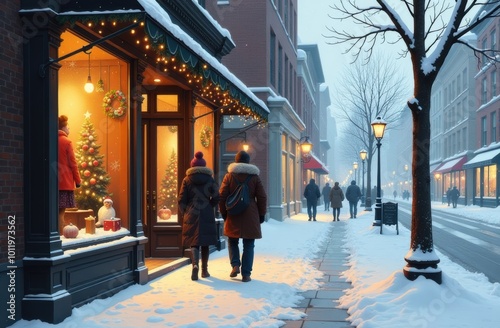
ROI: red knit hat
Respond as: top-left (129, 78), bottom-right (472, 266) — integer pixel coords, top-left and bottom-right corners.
top-left (190, 151), bottom-right (206, 167)
top-left (58, 115), bottom-right (68, 129)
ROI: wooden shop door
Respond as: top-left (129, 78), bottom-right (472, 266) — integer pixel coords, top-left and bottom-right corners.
top-left (142, 119), bottom-right (184, 258)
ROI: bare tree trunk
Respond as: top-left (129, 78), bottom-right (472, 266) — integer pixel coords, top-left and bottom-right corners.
top-left (405, 79), bottom-right (441, 284)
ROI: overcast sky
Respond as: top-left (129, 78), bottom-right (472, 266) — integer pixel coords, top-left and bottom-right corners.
top-left (297, 0), bottom-right (413, 102)
top-left (297, 0), bottom-right (481, 181)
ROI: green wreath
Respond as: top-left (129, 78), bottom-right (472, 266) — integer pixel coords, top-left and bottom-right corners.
top-left (200, 126), bottom-right (212, 148)
top-left (103, 90), bottom-right (127, 119)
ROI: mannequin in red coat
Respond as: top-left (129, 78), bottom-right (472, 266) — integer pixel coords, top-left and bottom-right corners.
top-left (58, 115), bottom-right (82, 228)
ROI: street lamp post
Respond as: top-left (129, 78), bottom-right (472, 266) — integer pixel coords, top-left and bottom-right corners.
top-left (353, 161), bottom-right (358, 183)
top-left (371, 117), bottom-right (387, 226)
top-left (360, 149), bottom-right (367, 207)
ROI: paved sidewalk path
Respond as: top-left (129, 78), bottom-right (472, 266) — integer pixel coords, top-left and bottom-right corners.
top-left (283, 221), bottom-right (355, 328)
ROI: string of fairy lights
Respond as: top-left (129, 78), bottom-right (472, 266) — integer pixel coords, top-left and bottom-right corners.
top-left (79, 17), bottom-right (267, 124)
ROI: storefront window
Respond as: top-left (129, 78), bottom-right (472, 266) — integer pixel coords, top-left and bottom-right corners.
top-left (156, 126), bottom-right (178, 222)
top-left (282, 153), bottom-right (287, 204)
top-left (485, 165), bottom-right (497, 197)
top-left (141, 94), bottom-right (148, 112)
top-left (444, 173), bottom-right (451, 193)
top-left (157, 94), bottom-right (178, 112)
top-left (459, 171), bottom-right (466, 196)
top-left (475, 168), bottom-right (480, 197)
top-left (281, 134), bottom-right (287, 204)
top-left (58, 31), bottom-right (129, 236)
top-left (193, 102), bottom-right (214, 166)
top-left (289, 156), bottom-right (295, 204)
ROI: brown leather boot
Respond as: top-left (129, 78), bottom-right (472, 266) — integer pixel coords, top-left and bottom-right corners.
top-left (191, 246), bottom-right (200, 281)
top-left (201, 246), bottom-right (210, 278)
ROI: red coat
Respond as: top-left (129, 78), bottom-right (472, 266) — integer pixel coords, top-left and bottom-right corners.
top-left (58, 130), bottom-right (81, 190)
top-left (219, 162), bottom-right (267, 239)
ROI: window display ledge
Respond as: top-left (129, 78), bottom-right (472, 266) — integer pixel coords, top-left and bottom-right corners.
top-left (61, 228), bottom-right (131, 251)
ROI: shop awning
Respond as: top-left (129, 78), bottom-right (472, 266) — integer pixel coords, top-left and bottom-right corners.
top-left (463, 147), bottom-right (500, 169)
top-left (434, 156), bottom-right (468, 174)
top-left (303, 154), bottom-right (329, 175)
top-left (430, 162), bottom-right (443, 174)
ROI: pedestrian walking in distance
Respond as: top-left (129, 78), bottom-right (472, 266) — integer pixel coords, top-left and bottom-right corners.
top-left (322, 182), bottom-right (332, 211)
top-left (219, 151), bottom-right (267, 282)
top-left (329, 182), bottom-right (344, 221)
top-left (345, 180), bottom-right (362, 218)
top-left (450, 186), bottom-right (460, 208)
top-left (178, 151), bottom-right (219, 281)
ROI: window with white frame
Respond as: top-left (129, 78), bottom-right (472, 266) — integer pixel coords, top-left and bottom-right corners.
top-left (481, 116), bottom-right (487, 146)
top-left (491, 29), bottom-right (496, 56)
top-left (482, 78), bottom-right (488, 104)
top-left (491, 70), bottom-right (497, 97)
top-left (462, 68), bottom-right (467, 90)
top-left (492, 111), bottom-right (497, 143)
top-left (482, 39), bottom-right (488, 65)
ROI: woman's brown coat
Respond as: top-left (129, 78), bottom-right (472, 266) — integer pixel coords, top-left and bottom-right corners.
top-left (219, 162), bottom-right (267, 239)
top-left (329, 185), bottom-right (345, 208)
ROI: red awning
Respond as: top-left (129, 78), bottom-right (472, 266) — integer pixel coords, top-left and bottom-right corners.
top-left (303, 154), bottom-right (329, 174)
top-left (434, 156), bottom-right (468, 174)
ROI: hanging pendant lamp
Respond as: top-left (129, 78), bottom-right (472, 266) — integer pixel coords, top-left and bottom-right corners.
top-left (84, 50), bottom-right (94, 93)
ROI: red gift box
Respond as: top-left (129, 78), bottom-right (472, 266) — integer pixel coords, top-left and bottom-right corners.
top-left (103, 218), bottom-right (121, 231)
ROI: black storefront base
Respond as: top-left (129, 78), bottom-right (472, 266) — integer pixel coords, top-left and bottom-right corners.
top-left (22, 237), bottom-right (147, 324)
top-left (22, 254), bottom-right (72, 323)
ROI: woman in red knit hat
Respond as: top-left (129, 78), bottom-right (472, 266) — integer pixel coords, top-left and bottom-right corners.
top-left (178, 151), bottom-right (220, 280)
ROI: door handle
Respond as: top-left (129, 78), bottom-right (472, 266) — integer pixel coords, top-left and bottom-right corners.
top-left (152, 190), bottom-right (156, 211)
top-left (146, 190), bottom-right (150, 211)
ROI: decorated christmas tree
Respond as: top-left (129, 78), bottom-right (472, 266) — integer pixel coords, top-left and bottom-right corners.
top-left (158, 149), bottom-right (178, 215)
top-left (75, 112), bottom-right (111, 213)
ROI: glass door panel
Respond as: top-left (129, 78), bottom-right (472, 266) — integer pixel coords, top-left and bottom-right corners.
top-left (156, 125), bottom-right (178, 223)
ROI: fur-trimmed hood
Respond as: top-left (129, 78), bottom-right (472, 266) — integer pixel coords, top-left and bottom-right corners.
top-left (227, 162), bottom-right (260, 175)
top-left (185, 166), bottom-right (214, 185)
top-left (186, 166), bottom-right (213, 176)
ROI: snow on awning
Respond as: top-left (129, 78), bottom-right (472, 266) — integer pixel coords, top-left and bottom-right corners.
top-left (434, 156), bottom-right (468, 174)
top-left (303, 154), bottom-right (329, 175)
top-left (463, 147), bottom-right (500, 169)
top-left (430, 162), bottom-right (443, 174)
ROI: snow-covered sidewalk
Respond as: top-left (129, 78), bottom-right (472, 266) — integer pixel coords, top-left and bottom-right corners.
top-left (10, 202), bottom-right (500, 327)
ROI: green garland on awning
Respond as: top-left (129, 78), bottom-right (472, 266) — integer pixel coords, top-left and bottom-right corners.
top-left (52, 12), bottom-right (267, 120)
top-left (144, 18), bottom-right (267, 120)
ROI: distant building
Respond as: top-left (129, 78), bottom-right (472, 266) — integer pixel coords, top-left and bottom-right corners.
top-left (204, 0), bottom-right (330, 219)
top-left (463, 6), bottom-right (499, 207)
top-left (430, 39), bottom-right (477, 205)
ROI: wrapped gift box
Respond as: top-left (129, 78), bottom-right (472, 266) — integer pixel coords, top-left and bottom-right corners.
top-left (103, 218), bottom-right (121, 231)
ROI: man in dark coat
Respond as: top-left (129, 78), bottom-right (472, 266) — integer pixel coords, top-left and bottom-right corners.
top-left (303, 178), bottom-right (321, 221)
top-left (446, 187), bottom-right (452, 206)
top-left (322, 182), bottom-right (332, 211)
top-left (219, 150), bottom-right (267, 282)
top-left (178, 151), bottom-right (219, 281)
top-left (450, 186), bottom-right (460, 208)
top-left (345, 180), bottom-right (362, 218)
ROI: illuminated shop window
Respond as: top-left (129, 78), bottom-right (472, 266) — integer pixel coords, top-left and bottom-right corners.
top-left (58, 31), bottom-right (130, 238)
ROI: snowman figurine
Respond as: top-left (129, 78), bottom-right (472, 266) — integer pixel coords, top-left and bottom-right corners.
top-left (97, 197), bottom-right (116, 227)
